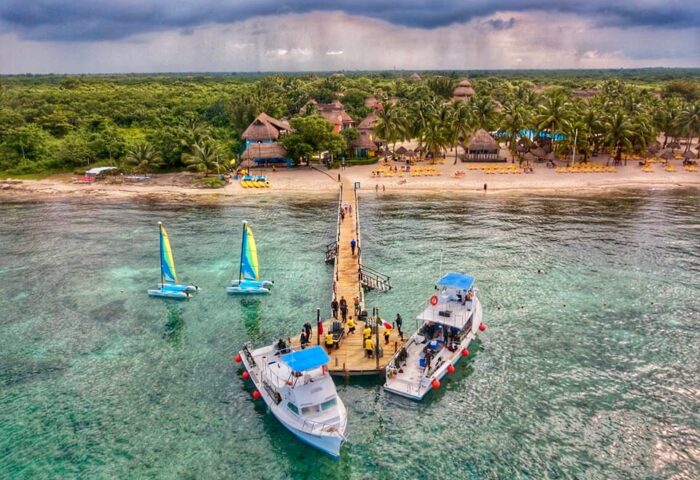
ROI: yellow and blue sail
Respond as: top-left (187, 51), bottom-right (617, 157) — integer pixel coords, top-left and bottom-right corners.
top-left (239, 223), bottom-right (260, 281)
top-left (160, 224), bottom-right (178, 284)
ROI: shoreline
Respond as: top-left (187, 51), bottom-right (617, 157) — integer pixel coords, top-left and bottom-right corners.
top-left (1, 164), bottom-right (698, 203)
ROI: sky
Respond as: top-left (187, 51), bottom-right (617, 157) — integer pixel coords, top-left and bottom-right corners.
top-left (0, 1), bottom-right (698, 73)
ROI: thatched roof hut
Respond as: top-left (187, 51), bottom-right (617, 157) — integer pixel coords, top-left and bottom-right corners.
top-left (241, 143), bottom-right (288, 164)
top-left (530, 147), bottom-right (546, 158)
top-left (659, 150), bottom-right (673, 160)
top-left (466, 129), bottom-right (498, 153)
top-left (241, 113), bottom-right (293, 142)
top-left (358, 112), bottom-right (379, 132)
top-left (410, 72), bottom-right (422, 81)
top-left (352, 132), bottom-right (378, 151)
top-left (453, 79), bottom-right (476, 101)
top-left (682, 150), bottom-right (694, 159)
top-left (457, 79), bottom-right (472, 87)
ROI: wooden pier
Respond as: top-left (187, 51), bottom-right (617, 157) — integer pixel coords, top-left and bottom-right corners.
top-left (311, 179), bottom-right (402, 376)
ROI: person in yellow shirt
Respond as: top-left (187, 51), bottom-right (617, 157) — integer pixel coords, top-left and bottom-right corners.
top-left (325, 333), bottom-right (335, 353)
top-left (347, 317), bottom-right (356, 334)
top-left (364, 337), bottom-right (374, 358)
top-left (363, 326), bottom-right (372, 340)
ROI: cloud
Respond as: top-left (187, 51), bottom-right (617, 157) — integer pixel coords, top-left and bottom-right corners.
top-left (0, 1), bottom-right (698, 42)
top-left (1, 11), bottom-right (697, 74)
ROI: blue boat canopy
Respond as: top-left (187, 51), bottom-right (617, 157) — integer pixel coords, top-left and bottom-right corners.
top-left (436, 272), bottom-right (475, 291)
top-left (281, 346), bottom-right (330, 372)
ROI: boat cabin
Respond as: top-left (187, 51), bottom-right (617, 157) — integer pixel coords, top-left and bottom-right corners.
top-left (271, 347), bottom-right (341, 423)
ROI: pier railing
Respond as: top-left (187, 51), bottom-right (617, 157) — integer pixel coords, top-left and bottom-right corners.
top-left (353, 185), bottom-right (365, 308)
top-left (359, 264), bottom-right (392, 292)
top-left (325, 241), bottom-right (338, 263)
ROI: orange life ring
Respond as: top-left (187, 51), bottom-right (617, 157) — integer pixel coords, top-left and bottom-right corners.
top-left (429, 295), bottom-right (438, 306)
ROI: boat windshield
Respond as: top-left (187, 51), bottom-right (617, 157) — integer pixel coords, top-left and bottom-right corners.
top-left (300, 396), bottom-right (338, 417)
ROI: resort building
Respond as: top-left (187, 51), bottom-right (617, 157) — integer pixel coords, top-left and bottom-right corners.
top-left (461, 129), bottom-right (503, 162)
top-left (241, 142), bottom-right (291, 168)
top-left (364, 96), bottom-right (383, 111)
top-left (241, 113), bottom-right (293, 149)
top-left (241, 113), bottom-right (293, 166)
top-left (352, 112), bottom-right (380, 157)
top-left (300, 99), bottom-right (355, 133)
top-left (452, 79), bottom-right (476, 102)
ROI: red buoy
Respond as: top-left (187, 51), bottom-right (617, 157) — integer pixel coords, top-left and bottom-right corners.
top-left (431, 379), bottom-right (441, 389)
top-left (462, 348), bottom-right (470, 357)
top-left (429, 295), bottom-right (439, 306)
top-left (234, 354), bottom-right (242, 363)
top-left (242, 371), bottom-right (250, 380)
top-left (447, 364), bottom-right (455, 374)
top-left (479, 324), bottom-right (487, 332)
top-left (252, 390), bottom-right (262, 400)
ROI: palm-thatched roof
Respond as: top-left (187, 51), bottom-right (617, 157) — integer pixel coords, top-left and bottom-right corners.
top-left (352, 132), bottom-right (378, 151)
top-left (241, 113), bottom-right (292, 142)
top-left (457, 79), bottom-right (472, 87)
top-left (683, 150), bottom-right (695, 159)
top-left (466, 129), bottom-right (498, 152)
top-left (659, 150), bottom-right (673, 160)
top-left (358, 112), bottom-right (379, 131)
top-left (395, 146), bottom-right (407, 154)
top-left (410, 72), bottom-right (422, 81)
top-left (241, 143), bottom-right (288, 161)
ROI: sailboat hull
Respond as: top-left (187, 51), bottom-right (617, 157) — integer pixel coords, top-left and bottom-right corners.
top-left (157, 283), bottom-right (198, 293)
top-left (147, 288), bottom-right (189, 299)
top-left (226, 286), bottom-right (270, 295)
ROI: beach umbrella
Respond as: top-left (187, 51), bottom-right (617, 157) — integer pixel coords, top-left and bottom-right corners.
top-left (396, 146), bottom-right (407, 155)
top-left (660, 150), bottom-right (673, 160)
top-left (667, 141), bottom-right (680, 150)
top-left (647, 143), bottom-right (660, 154)
top-left (683, 150), bottom-right (694, 159)
top-left (523, 152), bottom-right (537, 164)
top-left (405, 149), bottom-right (416, 157)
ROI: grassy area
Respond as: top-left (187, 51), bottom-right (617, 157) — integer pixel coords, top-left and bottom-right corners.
top-left (197, 177), bottom-right (227, 188)
top-left (347, 157), bottom-right (379, 166)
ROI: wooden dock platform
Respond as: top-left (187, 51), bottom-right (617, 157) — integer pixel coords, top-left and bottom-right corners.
top-left (311, 179), bottom-right (403, 376)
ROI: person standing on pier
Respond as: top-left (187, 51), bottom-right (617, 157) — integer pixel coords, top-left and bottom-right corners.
top-left (331, 298), bottom-right (339, 319)
top-left (339, 296), bottom-right (348, 322)
top-left (394, 314), bottom-right (403, 337)
top-left (350, 238), bottom-right (357, 256)
top-left (353, 296), bottom-right (361, 318)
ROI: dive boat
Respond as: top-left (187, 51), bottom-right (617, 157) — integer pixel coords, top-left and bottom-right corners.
top-left (384, 272), bottom-right (485, 401)
top-left (239, 343), bottom-right (347, 458)
top-left (148, 222), bottom-right (198, 299)
top-left (227, 221), bottom-right (273, 294)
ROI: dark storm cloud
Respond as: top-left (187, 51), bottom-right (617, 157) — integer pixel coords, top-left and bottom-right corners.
top-left (0, 0), bottom-right (698, 41)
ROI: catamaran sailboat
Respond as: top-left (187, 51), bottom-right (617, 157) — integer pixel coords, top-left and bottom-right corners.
top-left (147, 222), bottom-right (198, 299)
top-left (384, 272), bottom-right (484, 401)
top-left (239, 343), bottom-right (347, 458)
top-left (227, 221), bottom-right (273, 294)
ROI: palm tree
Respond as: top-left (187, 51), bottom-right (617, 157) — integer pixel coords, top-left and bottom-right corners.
top-left (182, 140), bottom-right (222, 176)
top-left (653, 98), bottom-right (683, 147)
top-left (536, 94), bottom-right (571, 152)
top-left (125, 141), bottom-right (163, 173)
top-left (603, 111), bottom-right (634, 165)
top-left (676, 102), bottom-right (700, 154)
top-left (451, 101), bottom-right (474, 164)
top-left (470, 96), bottom-right (497, 131)
top-left (501, 104), bottom-right (531, 162)
top-left (374, 104), bottom-right (405, 156)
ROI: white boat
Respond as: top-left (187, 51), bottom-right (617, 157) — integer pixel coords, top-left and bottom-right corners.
top-left (239, 343), bottom-right (347, 458)
top-left (148, 222), bottom-right (198, 299)
top-left (227, 221), bottom-right (273, 294)
top-left (383, 272), bottom-right (485, 401)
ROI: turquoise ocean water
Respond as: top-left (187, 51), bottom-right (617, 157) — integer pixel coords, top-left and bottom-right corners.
top-left (0, 190), bottom-right (698, 479)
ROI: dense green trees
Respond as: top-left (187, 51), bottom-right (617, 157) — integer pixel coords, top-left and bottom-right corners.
top-left (280, 115), bottom-right (346, 164)
top-left (0, 71), bottom-right (697, 175)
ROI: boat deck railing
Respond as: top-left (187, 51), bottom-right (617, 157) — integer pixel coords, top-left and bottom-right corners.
top-left (300, 416), bottom-right (346, 438)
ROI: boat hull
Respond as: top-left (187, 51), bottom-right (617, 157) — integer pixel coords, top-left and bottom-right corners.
top-left (158, 283), bottom-right (198, 293)
top-left (147, 288), bottom-right (189, 299)
top-left (226, 286), bottom-right (270, 295)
